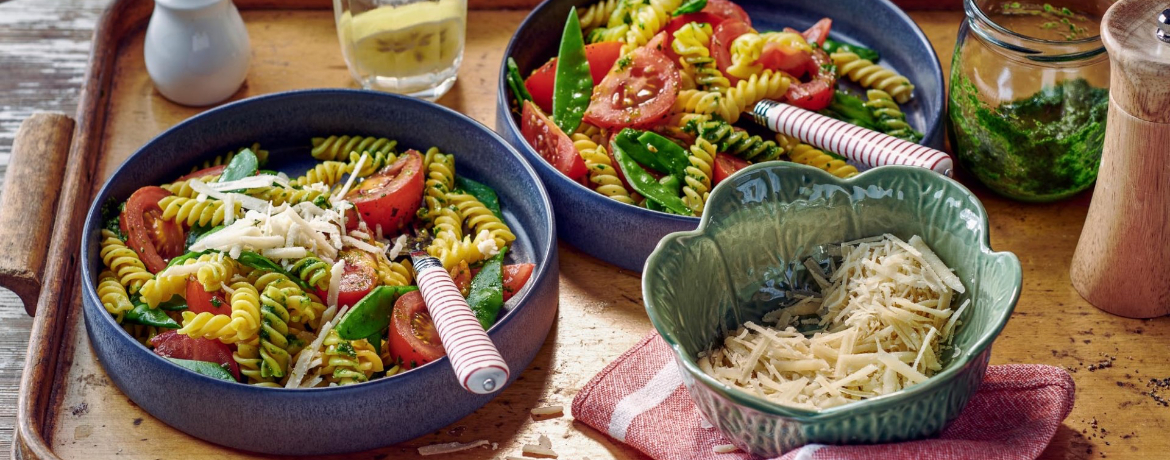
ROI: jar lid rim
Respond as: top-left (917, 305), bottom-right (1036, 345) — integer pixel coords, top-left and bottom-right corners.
top-left (966, 0), bottom-right (1105, 51)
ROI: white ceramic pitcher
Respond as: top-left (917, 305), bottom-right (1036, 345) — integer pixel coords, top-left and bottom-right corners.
top-left (145, 0), bottom-right (251, 106)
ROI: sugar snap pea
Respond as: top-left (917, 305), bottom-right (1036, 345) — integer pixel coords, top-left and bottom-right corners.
top-left (468, 246), bottom-right (507, 329)
top-left (506, 57), bottom-right (532, 104)
top-left (552, 7), bottom-right (593, 134)
top-left (612, 140), bottom-right (692, 215)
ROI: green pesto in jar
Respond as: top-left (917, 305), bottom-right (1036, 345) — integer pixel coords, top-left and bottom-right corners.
top-left (948, 76), bottom-right (1108, 201)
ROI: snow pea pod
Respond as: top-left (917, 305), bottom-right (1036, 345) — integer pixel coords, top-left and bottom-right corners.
top-left (636, 131), bottom-right (690, 179)
top-left (467, 246), bottom-right (507, 329)
top-left (506, 57), bottom-right (532, 104)
top-left (455, 175), bottom-right (503, 220)
top-left (552, 7), bottom-right (593, 134)
top-left (612, 140), bottom-right (693, 215)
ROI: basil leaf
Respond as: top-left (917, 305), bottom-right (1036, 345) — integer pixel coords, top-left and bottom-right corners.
top-left (124, 299), bottom-right (181, 329)
top-left (166, 250), bottom-right (211, 268)
top-left (166, 358), bottom-right (235, 381)
top-left (552, 7), bottom-right (593, 134)
top-left (157, 297), bottom-right (188, 311)
top-left (673, 0), bottom-right (707, 16)
top-left (822, 38), bottom-right (880, 63)
top-left (235, 251), bottom-right (314, 292)
top-left (506, 57), bottom-right (533, 104)
top-left (185, 224), bottom-right (224, 248)
top-left (218, 148), bottom-right (259, 186)
top-left (455, 175), bottom-right (503, 220)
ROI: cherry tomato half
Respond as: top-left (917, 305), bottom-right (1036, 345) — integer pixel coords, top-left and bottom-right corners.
top-left (583, 46), bottom-right (680, 130)
top-left (151, 330), bottom-right (241, 380)
top-left (801, 18), bottom-right (832, 48)
top-left (336, 248), bottom-right (379, 308)
top-left (389, 291), bottom-right (445, 369)
top-left (502, 263), bottom-right (534, 301)
top-left (524, 41), bottom-right (625, 114)
top-left (175, 165), bottom-right (227, 182)
top-left (713, 153), bottom-right (751, 185)
top-left (121, 186), bottom-right (186, 273)
top-left (702, 0), bottom-right (751, 25)
top-left (759, 41), bottom-right (812, 77)
top-left (784, 48), bottom-right (836, 111)
top-left (347, 149), bottom-right (425, 233)
top-left (521, 101), bottom-right (588, 181)
top-left (710, 20), bottom-right (756, 85)
top-left (186, 279), bottom-right (230, 315)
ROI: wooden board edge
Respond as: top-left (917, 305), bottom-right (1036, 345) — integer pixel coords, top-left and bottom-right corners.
top-left (11, 0), bottom-right (141, 458)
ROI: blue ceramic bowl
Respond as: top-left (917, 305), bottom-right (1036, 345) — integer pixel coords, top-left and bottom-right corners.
top-left (80, 90), bottom-right (559, 455)
top-left (643, 163), bottom-right (1020, 457)
top-left (496, 0), bottom-right (945, 271)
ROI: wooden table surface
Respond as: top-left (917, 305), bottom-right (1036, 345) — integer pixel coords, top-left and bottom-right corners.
top-left (1, 1), bottom-right (1166, 460)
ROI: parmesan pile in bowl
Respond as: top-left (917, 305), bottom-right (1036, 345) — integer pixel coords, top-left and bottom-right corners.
top-left (699, 234), bottom-right (969, 410)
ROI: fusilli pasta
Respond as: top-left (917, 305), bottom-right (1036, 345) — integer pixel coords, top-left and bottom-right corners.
top-left (831, 51), bottom-right (914, 103)
top-left (99, 229), bottom-right (151, 294)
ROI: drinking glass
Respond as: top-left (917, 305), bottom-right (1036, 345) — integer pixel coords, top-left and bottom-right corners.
top-left (333, 0), bottom-right (466, 100)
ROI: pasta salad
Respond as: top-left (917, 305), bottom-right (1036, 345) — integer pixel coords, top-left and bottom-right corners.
top-left (96, 138), bottom-right (533, 388)
top-left (506, 0), bottom-right (922, 216)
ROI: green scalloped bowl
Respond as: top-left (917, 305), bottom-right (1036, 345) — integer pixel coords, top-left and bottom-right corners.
top-left (642, 164), bottom-right (1021, 457)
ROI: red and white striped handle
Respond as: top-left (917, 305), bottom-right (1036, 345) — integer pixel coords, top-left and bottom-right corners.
top-left (751, 100), bottom-right (953, 177)
top-left (413, 256), bottom-right (510, 394)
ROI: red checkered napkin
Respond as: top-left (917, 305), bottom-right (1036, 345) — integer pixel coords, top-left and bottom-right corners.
top-left (572, 333), bottom-right (1075, 460)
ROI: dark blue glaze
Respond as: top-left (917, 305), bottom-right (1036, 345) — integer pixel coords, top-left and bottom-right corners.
top-left (80, 90), bottom-right (559, 455)
top-left (496, 0), bottom-right (945, 271)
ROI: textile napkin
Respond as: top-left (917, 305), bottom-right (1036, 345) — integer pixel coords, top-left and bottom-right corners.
top-left (572, 333), bottom-right (1075, 460)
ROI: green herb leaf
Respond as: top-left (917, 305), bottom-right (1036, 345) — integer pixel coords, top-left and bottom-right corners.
top-left (185, 224), bottom-right (224, 248)
top-left (157, 297), bottom-right (189, 311)
top-left (821, 38), bottom-right (880, 63)
top-left (672, 0), bottom-right (707, 16)
top-left (166, 250), bottom-right (211, 268)
top-left (101, 198), bottom-right (127, 240)
top-left (124, 298), bottom-right (181, 329)
top-left (455, 175), bottom-right (503, 220)
top-left (218, 148), bottom-right (259, 187)
top-left (235, 251), bottom-right (314, 292)
top-left (506, 57), bottom-right (533, 104)
top-left (552, 7), bottom-right (593, 134)
top-left (166, 358), bottom-right (235, 381)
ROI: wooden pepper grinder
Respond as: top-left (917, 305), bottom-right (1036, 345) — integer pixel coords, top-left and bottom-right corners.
top-left (1071, 1), bottom-right (1170, 318)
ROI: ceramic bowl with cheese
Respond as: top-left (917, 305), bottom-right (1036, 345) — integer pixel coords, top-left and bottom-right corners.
top-left (642, 163), bottom-right (1020, 457)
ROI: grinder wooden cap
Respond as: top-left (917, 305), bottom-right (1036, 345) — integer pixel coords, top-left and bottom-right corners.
top-left (1102, 0), bottom-right (1170, 123)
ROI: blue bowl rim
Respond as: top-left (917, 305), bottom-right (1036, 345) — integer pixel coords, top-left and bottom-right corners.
top-left (79, 88), bottom-right (558, 392)
top-left (641, 162), bottom-right (1022, 420)
top-left (495, 0), bottom-right (947, 222)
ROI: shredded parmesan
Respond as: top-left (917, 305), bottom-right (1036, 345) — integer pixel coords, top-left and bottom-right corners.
top-left (342, 235), bottom-right (382, 254)
top-left (205, 175), bottom-right (278, 192)
top-left (327, 260), bottom-right (345, 308)
top-left (332, 153), bottom-right (368, 203)
top-left (529, 405), bottom-right (564, 417)
top-left (157, 261), bottom-right (208, 278)
top-left (700, 234), bottom-right (964, 410)
top-left (387, 234), bottom-right (407, 260)
top-left (417, 440), bottom-right (489, 456)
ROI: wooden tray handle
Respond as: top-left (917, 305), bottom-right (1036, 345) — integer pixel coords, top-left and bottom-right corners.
top-left (0, 113), bottom-right (74, 316)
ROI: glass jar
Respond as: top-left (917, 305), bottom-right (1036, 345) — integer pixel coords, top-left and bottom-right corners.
top-left (948, 0), bottom-right (1111, 202)
top-left (333, 0), bottom-right (467, 101)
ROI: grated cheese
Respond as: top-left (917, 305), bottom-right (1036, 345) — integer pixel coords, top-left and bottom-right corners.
top-left (700, 234), bottom-right (964, 410)
top-left (529, 405), bottom-right (564, 417)
top-left (342, 235), bottom-right (382, 255)
top-left (332, 153), bottom-right (368, 203)
top-left (205, 175), bottom-right (279, 192)
top-left (327, 260), bottom-right (344, 308)
top-left (417, 440), bottom-right (489, 456)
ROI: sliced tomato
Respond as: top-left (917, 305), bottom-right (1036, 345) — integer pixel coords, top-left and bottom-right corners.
top-left (523, 42), bottom-right (625, 114)
top-left (759, 41), bottom-right (812, 77)
top-left (347, 149), bottom-right (425, 232)
top-left (710, 20), bottom-right (756, 85)
top-left (151, 330), bottom-right (241, 380)
top-left (784, 48), bottom-right (836, 111)
top-left (336, 249), bottom-right (378, 308)
top-left (389, 291), bottom-right (445, 369)
top-left (502, 263), bottom-right (534, 301)
top-left (801, 18), bottom-right (832, 47)
top-left (121, 186), bottom-right (186, 272)
top-left (176, 165), bottom-right (227, 182)
top-left (583, 46), bottom-right (680, 130)
top-left (186, 279), bottom-right (229, 315)
top-left (713, 153), bottom-right (751, 185)
top-left (702, 0), bottom-right (751, 25)
top-left (521, 101), bottom-right (588, 180)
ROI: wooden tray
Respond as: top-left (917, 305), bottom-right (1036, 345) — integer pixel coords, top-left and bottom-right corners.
top-left (9, 0), bottom-right (1165, 459)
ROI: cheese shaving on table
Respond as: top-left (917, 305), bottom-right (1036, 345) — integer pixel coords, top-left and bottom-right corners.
top-left (700, 234), bottom-right (965, 410)
top-left (529, 405), bottom-right (564, 416)
top-left (417, 440), bottom-right (489, 456)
